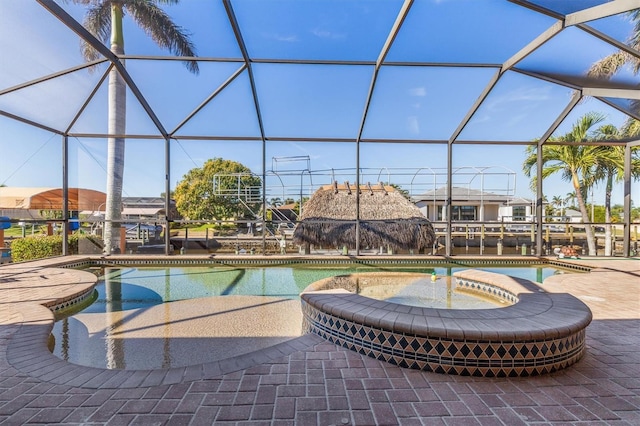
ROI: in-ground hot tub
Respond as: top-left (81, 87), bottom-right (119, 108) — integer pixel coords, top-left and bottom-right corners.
top-left (301, 270), bottom-right (592, 377)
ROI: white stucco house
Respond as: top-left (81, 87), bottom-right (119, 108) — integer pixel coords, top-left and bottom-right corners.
top-left (412, 186), bottom-right (541, 223)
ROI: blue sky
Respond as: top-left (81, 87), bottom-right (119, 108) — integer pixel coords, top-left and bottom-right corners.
top-left (0, 0), bottom-right (637, 207)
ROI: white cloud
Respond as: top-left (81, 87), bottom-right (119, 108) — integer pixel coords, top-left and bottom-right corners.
top-left (311, 28), bottom-right (346, 40)
top-left (471, 114), bottom-right (491, 124)
top-left (407, 115), bottom-right (420, 135)
top-left (275, 34), bottom-right (299, 42)
top-left (261, 32), bottom-right (299, 42)
top-left (409, 87), bottom-right (427, 97)
top-left (505, 113), bottom-right (528, 127)
top-left (486, 86), bottom-right (551, 112)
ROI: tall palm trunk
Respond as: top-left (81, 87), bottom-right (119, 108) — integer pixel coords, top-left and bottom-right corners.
top-left (104, 4), bottom-right (126, 254)
top-left (604, 173), bottom-right (613, 256)
top-left (572, 172), bottom-right (597, 255)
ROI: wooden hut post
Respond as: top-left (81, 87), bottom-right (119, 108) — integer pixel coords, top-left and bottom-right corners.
top-left (120, 226), bottom-right (127, 254)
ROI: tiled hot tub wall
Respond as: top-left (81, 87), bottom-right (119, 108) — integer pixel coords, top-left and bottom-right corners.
top-left (301, 271), bottom-right (591, 377)
top-left (301, 301), bottom-right (586, 377)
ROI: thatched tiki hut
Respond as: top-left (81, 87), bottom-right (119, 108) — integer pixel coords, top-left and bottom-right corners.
top-left (293, 181), bottom-right (436, 252)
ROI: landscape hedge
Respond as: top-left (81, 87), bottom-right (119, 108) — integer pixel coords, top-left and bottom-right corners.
top-left (9, 234), bottom-right (100, 262)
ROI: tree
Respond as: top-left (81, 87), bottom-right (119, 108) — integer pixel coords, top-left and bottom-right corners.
top-left (591, 124), bottom-right (625, 255)
top-left (565, 191), bottom-right (577, 210)
top-left (174, 158), bottom-right (261, 221)
top-left (588, 10), bottom-right (640, 252)
top-left (590, 124), bottom-right (640, 255)
top-left (539, 194), bottom-right (553, 220)
top-left (523, 112), bottom-right (607, 255)
top-left (269, 198), bottom-right (283, 208)
top-left (291, 197), bottom-right (310, 216)
top-left (388, 183), bottom-right (411, 200)
top-left (551, 195), bottom-right (564, 217)
top-left (73, 0), bottom-right (198, 253)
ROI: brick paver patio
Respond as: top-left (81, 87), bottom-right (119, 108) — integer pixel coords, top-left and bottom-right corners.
top-left (0, 256), bottom-right (638, 425)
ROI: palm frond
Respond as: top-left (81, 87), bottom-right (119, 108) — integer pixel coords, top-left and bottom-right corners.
top-left (593, 124), bottom-right (621, 141)
top-left (627, 9), bottom-right (640, 49)
top-left (622, 118), bottom-right (640, 137)
top-left (521, 144), bottom-right (538, 178)
top-left (126, 1), bottom-right (199, 73)
top-left (80, 3), bottom-right (112, 62)
top-left (63, 0), bottom-right (94, 5)
top-left (587, 51), bottom-right (631, 79)
top-left (568, 112), bottom-right (606, 142)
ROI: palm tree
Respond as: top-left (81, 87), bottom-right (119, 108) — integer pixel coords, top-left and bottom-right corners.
top-left (551, 195), bottom-right (564, 217)
top-left (591, 124), bottom-right (624, 255)
top-left (523, 112), bottom-right (607, 255)
top-left (73, 0), bottom-right (198, 253)
top-left (565, 191), bottom-right (577, 210)
top-left (588, 9), bottom-right (640, 252)
top-left (592, 123), bottom-right (640, 255)
top-left (541, 194), bottom-right (554, 220)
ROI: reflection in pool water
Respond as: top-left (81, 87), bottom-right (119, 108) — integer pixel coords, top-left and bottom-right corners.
top-left (51, 264), bottom-right (568, 370)
top-left (355, 275), bottom-right (506, 309)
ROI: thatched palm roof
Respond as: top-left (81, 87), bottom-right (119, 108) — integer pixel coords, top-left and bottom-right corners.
top-left (293, 182), bottom-right (435, 250)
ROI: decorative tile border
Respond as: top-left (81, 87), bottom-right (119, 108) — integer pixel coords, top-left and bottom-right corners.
top-left (455, 278), bottom-right (520, 304)
top-left (546, 259), bottom-right (592, 272)
top-left (46, 288), bottom-right (96, 313)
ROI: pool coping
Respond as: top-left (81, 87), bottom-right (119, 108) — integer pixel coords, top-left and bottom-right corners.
top-left (54, 254), bottom-right (593, 272)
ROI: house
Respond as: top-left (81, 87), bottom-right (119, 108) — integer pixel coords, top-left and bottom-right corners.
top-left (82, 197), bottom-right (176, 243)
top-left (121, 197), bottom-right (178, 220)
top-left (562, 208), bottom-right (583, 223)
top-left (412, 186), bottom-right (539, 223)
top-left (81, 197), bottom-right (179, 221)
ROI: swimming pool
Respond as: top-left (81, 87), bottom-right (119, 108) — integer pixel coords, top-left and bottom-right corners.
top-left (50, 264), bottom-right (571, 370)
top-left (67, 263), bottom-right (563, 310)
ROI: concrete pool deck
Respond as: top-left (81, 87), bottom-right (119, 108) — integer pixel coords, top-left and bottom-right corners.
top-left (0, 255), bottom-right (639, 424)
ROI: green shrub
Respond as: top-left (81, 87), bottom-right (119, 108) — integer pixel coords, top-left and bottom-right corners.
top-left (9, 234), bottom-right (100, 262)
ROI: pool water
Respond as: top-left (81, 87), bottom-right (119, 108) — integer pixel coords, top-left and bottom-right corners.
top-left (50, 264), bottom-right (568, 370)
top-left (77, 264), bottom-right (561, 312)
top-left (357, 276), bottom-right (507, 309)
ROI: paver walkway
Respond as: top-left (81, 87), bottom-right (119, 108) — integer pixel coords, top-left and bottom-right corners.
top-left (0, 255), bottom-right (639, 425)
